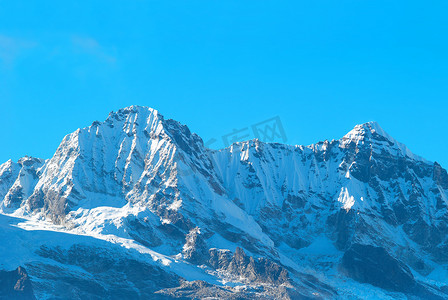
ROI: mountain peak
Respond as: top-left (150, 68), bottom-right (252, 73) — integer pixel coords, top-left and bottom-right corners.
top-left (341, 121), bottom-right (427, 163)
top-left (343, 121), bottom-right (390, 142)
top-left (104, 105), bottom-right (162, 125)
top-left (116, 105), bottom-right (159, 115)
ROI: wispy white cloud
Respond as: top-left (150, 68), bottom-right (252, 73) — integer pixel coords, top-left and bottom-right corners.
top-left (0, 35), bottom-right (37, 67)
top-left (71, 35), bottom-right (116, 64)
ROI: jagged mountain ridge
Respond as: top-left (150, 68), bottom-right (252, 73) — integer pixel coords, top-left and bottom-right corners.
top-left (1, 105), bottom-right (448, 299)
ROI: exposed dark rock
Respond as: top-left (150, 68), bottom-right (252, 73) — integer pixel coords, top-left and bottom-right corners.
top-left (182, 227), bottom-right (209, 264)
top-left (282, 235), bottom-right (310, 250)
top-left (156, 280), bottom-right (309, 300)
top-left (156, 280), bottom-right (240, 299)
top-left (340, 244), bottom-right (448, 300)
top-left (434, 162), bottom-right (448, 189)
top-left (326, 209), bottom-right (357, 250)
top-left (209, 247), bottom-right (290, 285)
top-left (341, 244), bottom-right (415, 292)
top-left (208, 248), bottom-right (233, 270)
top-left (126, 217), bottom-right (162, 248)
top-left (0, 266), bottom-right (35, 300)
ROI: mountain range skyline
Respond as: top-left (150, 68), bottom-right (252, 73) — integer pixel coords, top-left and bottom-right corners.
top-left (2, 1), bottom-right (447, 298)
top-left (1, 105), bottom-right (447, 299)
top-left (3, 105), bottom-right (446, 169)
top-left (2, 1), bottom-right (448, 171)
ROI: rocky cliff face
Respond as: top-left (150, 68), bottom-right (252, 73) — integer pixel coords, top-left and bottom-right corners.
top-left (1, 106), bottom-right (447, 299)
top-left (0, 267), bottom-right (35, 300)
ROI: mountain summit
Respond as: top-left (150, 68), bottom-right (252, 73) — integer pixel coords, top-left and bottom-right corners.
top-left (0, 106), bottom-right (447, 299)
top-left (343, 121), bottom-right (388, 140)
top-left (341, 121), bottom-right (426, 163)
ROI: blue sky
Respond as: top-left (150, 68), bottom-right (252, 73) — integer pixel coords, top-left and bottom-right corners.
top-left (1, 1), bottom-right (447, 167)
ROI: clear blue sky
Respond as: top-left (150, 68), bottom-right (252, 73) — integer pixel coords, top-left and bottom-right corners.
top-left (1, 1), bottom-right (447, 167)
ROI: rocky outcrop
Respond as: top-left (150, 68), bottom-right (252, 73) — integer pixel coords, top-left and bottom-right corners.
top-left (209, 247), bottom-right (290, 285)
top-left (434, 162), bottom-right (448, 189)
top-left (156, 280), bottom-right (304, 300)
top-left (182, 227), bottom-right (209, 264)
top-left (0, 266), bottom-right (35, 300)
top-left (0, 157), bottom-right (45, 212)
top-left (156, 280), bottom-right (242, 299)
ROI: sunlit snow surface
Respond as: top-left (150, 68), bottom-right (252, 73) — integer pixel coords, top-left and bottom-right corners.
top-left (0, 212), bottom-right (220, 284)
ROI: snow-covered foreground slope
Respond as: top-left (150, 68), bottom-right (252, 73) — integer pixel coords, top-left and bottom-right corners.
top-left (1, 106), bottom-right (448, 299)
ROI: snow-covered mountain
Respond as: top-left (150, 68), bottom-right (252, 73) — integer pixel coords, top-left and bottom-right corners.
top-left (1, 106), bottom-right (447, 299)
